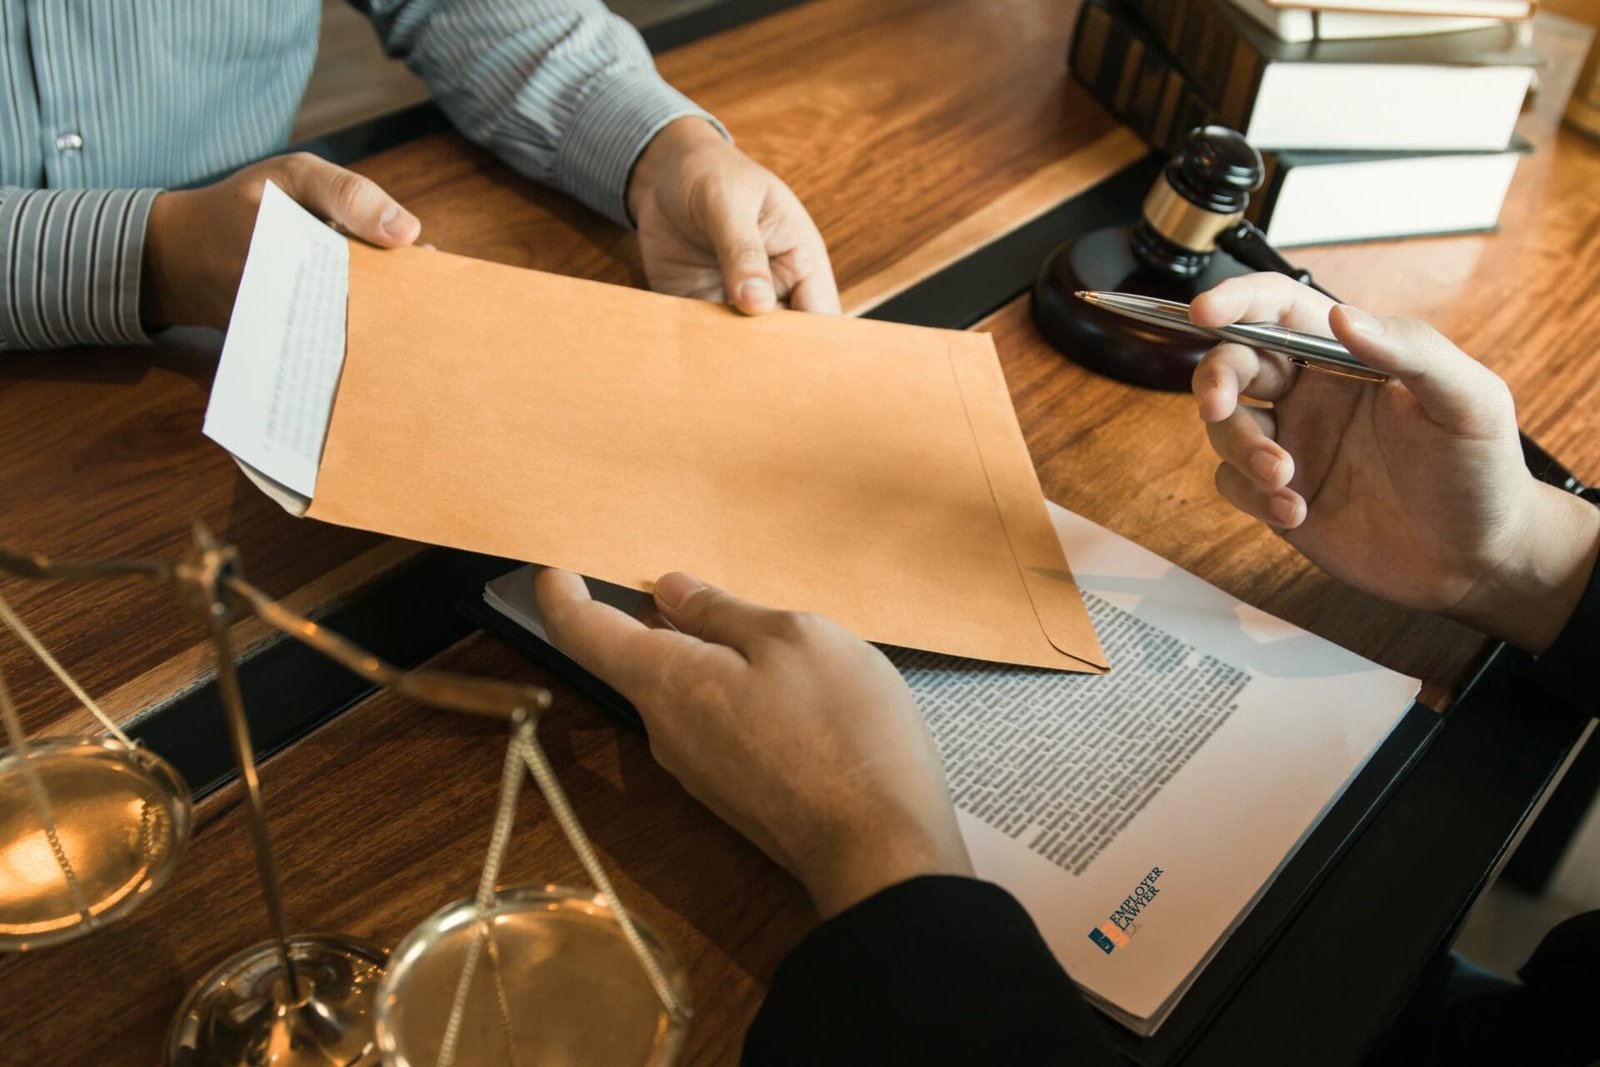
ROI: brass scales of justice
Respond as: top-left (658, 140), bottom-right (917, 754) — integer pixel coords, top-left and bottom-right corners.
top-left (0, 526), bottom-right (692, 1066)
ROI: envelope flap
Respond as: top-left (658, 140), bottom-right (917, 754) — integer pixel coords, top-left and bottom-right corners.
top-left (946, 335), bottom-right (1108, 673)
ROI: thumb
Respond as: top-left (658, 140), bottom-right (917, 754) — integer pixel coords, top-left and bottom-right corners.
top-left (702, 192), bottom-right (777, 314)
top-left (1329, 305), bottom-right (1513, 433)
top-left (653, 572), bottom-right (776, 653)
top-left (276, 153), bottom-right (421, 248)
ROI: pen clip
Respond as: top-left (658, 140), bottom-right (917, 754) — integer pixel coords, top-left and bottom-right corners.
top-left (1286, 356), bottom-right (1391, 384)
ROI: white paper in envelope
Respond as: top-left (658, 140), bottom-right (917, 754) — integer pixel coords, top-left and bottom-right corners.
top-left (204, 181), bottom-right (346, 510)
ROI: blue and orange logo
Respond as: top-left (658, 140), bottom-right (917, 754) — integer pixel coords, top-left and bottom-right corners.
top-left (1088, 866), bottom-right (1164, 955)
top-left (1087, 921), bottom-right (1130, 955)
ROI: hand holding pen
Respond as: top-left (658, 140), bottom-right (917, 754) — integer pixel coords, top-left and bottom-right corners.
top-left (1079, 290), bottom-right (1391, 383)
top-left (1169, 273), bottom-right (1598, 653)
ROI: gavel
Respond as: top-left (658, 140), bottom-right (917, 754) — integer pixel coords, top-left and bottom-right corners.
top-left (1033, 125), bottom-right (1329, 391)
top-left (1031, 124), bottom-right (1589, 491)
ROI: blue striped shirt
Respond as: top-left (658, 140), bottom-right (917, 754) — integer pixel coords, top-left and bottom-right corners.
top-left (0, 0), bottom-right (715, 351)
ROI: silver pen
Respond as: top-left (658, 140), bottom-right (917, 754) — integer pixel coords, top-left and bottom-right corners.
top-left (1075, 290), bottom-right (1391, 384)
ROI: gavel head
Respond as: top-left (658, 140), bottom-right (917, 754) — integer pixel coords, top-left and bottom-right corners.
top-left (1030, 125), bottom-right (1271, 390)
top-left (1130, 126), bottom-right (1264, 279)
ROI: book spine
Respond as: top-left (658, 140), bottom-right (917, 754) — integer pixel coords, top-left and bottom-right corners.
top-left (1069, 0), bottom-right (1229, 157)
top-left (1125, 0), bottom-right (1266, 132)
top-left (1268, 0), bottom-right (1534, 17)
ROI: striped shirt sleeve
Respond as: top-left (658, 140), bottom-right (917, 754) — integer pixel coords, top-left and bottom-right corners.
top-left (0, 186), bottom-right (160, 351)
top-left (366, 0), bottom-right (726, 229)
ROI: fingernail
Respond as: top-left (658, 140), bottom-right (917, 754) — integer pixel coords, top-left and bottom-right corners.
top-left (380, 203), bottom-right (416, 240)
top-left (1250, 451), bottom-right (1282, 484)
top-left (1270, 495), bottom-right (1300, 527)
top-left (654, 572), bottom-right (705, 611)
top-left (1339, 305), bottom-right (1382, 338)
top-left (737, 278), bottom-right (774, 309)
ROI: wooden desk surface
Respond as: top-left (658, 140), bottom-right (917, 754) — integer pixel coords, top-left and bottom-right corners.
top-left (0, 0), bottom-right (1141, 741)
top-left (2, 1), bottom-right (1598, 1064)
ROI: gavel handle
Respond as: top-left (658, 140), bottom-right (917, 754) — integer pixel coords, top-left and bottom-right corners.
top-left (1215, 221), bottom-right (1588, 496)
top-left (1217, 221), bottom-right (1336, 300)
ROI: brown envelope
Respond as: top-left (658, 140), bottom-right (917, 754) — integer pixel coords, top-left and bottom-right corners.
top-left (309, 244), bottom-right (1107, 673)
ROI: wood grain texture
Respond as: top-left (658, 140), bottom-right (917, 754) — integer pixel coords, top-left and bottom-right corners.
top-left (0, 0), bottom-right (1130, 740)
top-left (37, 538), bottom-right (425, 739)
top-left (0, 329), bottom-right (386, 738)
top-left (838, 127), bottom-right (1148, 315)
top-left (0, 638), bottom-right (812, 1067)
top-left (4, 5), bottom-right (1599, 1064)
top-left (1004, 13), bottom-right (1600, 711)
top-left (651, 0), bottom-right (1126, 295)
top-left (347, 0), bottom-right (1127, 298)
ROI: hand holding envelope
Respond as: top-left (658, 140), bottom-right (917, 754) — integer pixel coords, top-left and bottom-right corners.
top-left (206, 185), bottom-right (1107, 673)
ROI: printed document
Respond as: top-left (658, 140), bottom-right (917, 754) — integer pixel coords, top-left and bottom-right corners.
top-left (483, 501), bottom-right (1419, 1034)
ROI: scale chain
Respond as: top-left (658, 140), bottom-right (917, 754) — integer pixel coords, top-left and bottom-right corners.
top-left (437, 719), bottom-right (529, 1067)
top-left (0, 663), bottom-right (91, 924)
top-left (517, 732), bottom-right (687, 1023)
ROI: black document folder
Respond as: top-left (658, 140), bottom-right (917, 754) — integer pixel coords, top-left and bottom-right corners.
top-left (461, 582), bottom-right (1445, 1063)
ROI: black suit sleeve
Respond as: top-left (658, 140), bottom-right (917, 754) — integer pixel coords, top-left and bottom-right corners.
top-left (1419, 541), bottom-right (1600, 1067)
top-left (1515, 519), bottom-right (1600, 717)
top-left (743, 876), bottom-right (1122, 1066)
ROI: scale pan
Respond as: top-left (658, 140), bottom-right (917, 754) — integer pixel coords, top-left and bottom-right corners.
top-left (0, 736), bottom-right (191, 951)
top-left (376, 884), bottom-right (691, 1067)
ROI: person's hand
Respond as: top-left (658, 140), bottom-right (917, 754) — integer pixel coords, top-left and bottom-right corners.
top-left (1191, 273), bottom-right (1599, 653)
top-left (627, 118), bottom-right (839, 315)
top-left (141, 153), bottom-right (422, 331)
top-left (535, 568), bottom-right (970, 918)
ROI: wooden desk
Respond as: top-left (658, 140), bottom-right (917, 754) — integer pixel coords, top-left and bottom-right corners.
top-left (1, 1), bottom-right (1596, 1064)
top-left (0, 0), bottom-right (1143, 744)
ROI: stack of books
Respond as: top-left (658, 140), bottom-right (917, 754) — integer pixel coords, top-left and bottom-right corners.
top-left (1071, 0), bottom-right (1540, 246)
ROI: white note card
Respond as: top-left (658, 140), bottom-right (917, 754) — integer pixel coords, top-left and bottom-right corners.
top-left (203, 180), bottom-right (349, 499)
